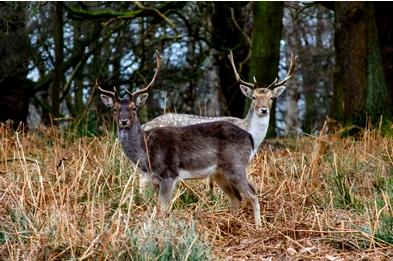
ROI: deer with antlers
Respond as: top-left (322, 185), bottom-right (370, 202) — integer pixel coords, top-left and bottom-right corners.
top-left (143, 51), bottom-right (297, 157)
top-left (98, 51), bottom-right (261, 228)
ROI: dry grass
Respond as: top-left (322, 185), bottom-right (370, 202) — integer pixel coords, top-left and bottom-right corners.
top-left (1, 123), bottom-right (393, 260)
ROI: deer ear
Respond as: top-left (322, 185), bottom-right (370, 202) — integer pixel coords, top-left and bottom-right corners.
top-left (239, 85), bottom-right (254, 99)
top-left (100, 94), bottom-right (114, 108)
top-left (135, 93), bottom-right (148, 107)
top-left (272, 86), bottom-right (286, 98)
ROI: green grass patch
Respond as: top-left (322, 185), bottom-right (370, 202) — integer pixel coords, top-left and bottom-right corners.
top-left (331, 170), bottom-right (363, 210)
top-left (125, 218), bottom-right (211, 261)
top-left (375, 215), bottom-right (393, 244)
top-left (0, 231), bottom-right (6, 244)
top-left (177, 189), bottom-right (200, 209)
top-left (328, 155), bottom-right (364, 210)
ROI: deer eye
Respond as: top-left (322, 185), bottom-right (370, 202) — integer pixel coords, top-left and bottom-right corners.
top-left (113, 108), bottom-right (118, 113)
top-left (252, 96), bottom-right (256, 100)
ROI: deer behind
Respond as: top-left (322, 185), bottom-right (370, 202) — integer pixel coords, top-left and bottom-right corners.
top-left (99, 51), bottom-right (261, 228)
top-left (143, 51), bottom-right (296, 157)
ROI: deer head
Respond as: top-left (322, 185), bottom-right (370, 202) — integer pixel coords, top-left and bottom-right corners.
top-left (98, 50), bottom-right (161, 128)
top-left (228, 51), bottom-right (297, 117)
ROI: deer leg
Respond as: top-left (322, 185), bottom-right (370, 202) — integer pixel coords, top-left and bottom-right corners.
top-left (213, 174), bottom-right (241, 211)
top-left (233, 178), bottom-right (261, 229)
top-left (139, 173), bottom-right (151, 192)
top-left (156, 178), bottom-right (176, 215)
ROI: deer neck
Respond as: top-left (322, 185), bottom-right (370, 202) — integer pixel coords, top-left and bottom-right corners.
top-left (117, 120), bottom-right (149, 172)
top-left (245, 104), bottom-right (270, 152)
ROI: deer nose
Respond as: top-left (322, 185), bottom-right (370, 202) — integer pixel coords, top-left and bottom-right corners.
top-left (120, 119), bottom-right (129, 126)
top-left (260, 108), bottom-right (269, 115)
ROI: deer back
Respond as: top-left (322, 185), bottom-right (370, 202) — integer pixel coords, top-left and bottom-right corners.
top-left (144, 120), bottom-right (253, 176)
top-left (142, 113), bottom-right (243, 131)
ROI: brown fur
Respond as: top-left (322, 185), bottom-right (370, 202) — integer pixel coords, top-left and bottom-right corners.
top-left (145, 121), bottom-right (254, 178)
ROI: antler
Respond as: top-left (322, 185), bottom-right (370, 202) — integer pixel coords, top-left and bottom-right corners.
top-left (228, 50), bottom-right (255, 88)
top-left (130, 50), bottom-right (161, 97)
top-left (96, 80), bottom-right (119, 100)
top-left (267, 52), bottom-right (297, 89)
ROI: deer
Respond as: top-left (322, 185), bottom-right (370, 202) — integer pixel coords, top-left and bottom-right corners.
top-left (98, 51), bottom-right (262, 228)
top-left (143, 51), bottom-right (297, 158)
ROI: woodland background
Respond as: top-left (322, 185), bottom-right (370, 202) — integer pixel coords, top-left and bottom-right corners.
top-left (1, 2), bottom-right (392, 136)
top-left (1, 2), bottom-right (393, 260)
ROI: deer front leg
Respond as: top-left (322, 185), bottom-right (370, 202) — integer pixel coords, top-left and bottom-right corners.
top-left (139, 173), bottom-right (151, 192)
top-left (156, 178), bottom-right (176, 215)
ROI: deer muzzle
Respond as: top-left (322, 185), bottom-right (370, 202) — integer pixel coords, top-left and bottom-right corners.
top-left (258, 107), bottom-right (269, 116)
top-left (119, 119), bottom-right (131, 128)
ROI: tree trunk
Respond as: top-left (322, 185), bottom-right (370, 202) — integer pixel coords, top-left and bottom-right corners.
top-left (52, 2), bottom-right (64, 119)
top-left (366, 5), bottom-right (391, 121)
top-left (73, 21), bottom-right (84, 116)
top-left (211, 2), bottom-right (250, 118)
top-left (332, 2), bottom-right (392, 126)
top-left (374, 3), bottom-right (393, 108)
top-left (249, 2), bottom-right (284, 136)
top-left (0, 3), bottom-right (31, 130)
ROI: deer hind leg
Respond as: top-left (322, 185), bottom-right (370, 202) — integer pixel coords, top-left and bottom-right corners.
top-left (233, 178), bottom-right (261, 229)
top-left (213, 173), bottom-right (241, 211)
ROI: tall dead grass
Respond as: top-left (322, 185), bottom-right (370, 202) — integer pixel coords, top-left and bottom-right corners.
top-left (0, 123), bottom-right (392, 260)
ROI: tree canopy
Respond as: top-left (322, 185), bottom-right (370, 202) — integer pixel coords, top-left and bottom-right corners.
top-left (0, 2), bottom-right (392, 135)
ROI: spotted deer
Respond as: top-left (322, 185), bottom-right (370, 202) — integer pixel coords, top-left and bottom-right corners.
top-left (143, 51), bottom-right (297, 157)
top-left (99, 51), bottom-right (261, 228)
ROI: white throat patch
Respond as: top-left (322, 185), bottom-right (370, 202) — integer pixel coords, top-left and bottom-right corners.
top-left (248, 113), bottom-right (270, 157)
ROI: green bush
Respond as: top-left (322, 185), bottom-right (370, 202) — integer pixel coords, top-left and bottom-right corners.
top-left (125, 218), bottom-right (211, 261)
top-left (375, 215), bottom-right (393, 244)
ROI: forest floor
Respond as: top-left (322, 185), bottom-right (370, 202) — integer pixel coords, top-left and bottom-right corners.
top-left (0, 123), bottom-right (393, 260)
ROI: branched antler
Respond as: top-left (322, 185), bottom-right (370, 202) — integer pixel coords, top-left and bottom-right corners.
top-left (96, 80), bottom-right (119, 100)
top-left (267, 52), bottom-right (297, 89)
top-left (228, 50), bottom-right (297, 89)
top-left (228, 50), bottom-right (255, 88)
top-left (129, 50), bottom-right (161, 97)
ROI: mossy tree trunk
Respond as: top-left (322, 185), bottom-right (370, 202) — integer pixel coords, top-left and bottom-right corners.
top-left (52, 2), bottom-right (64, 120)
top-left (374, 4), bottom-right (393, 109)
top-left (332, 2), bottom-right (392, 126)
top-left (72, 20), bottom-right (84, 117)
top-left (249, 2), bottom-right (284, 136)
